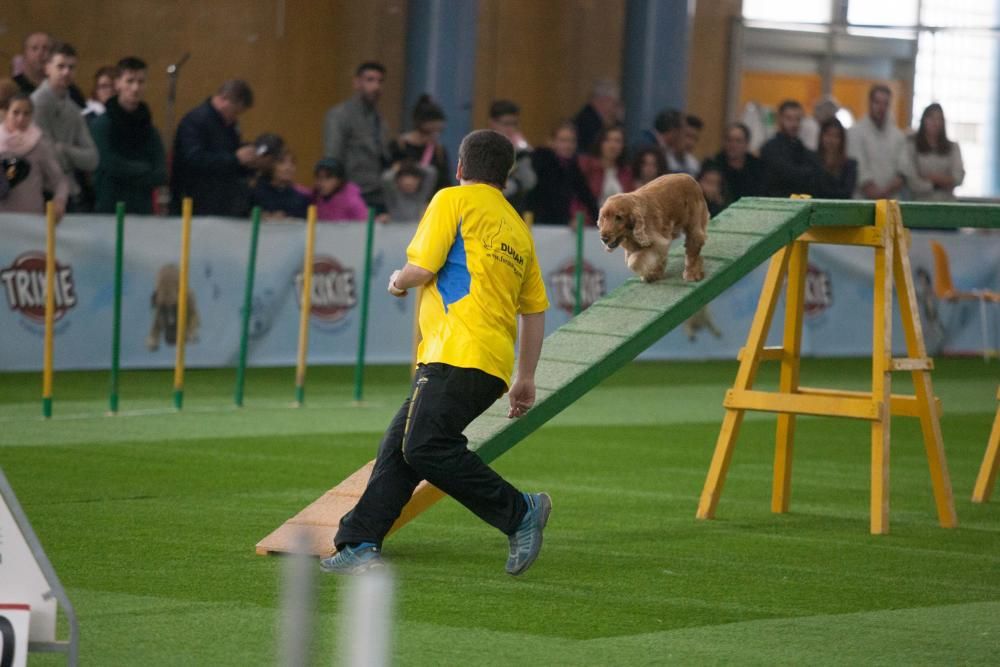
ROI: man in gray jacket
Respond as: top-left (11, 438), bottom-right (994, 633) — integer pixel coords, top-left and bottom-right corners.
top-left (322, 62), bottom-right (390, 212)
top-left (30, 42), bottom-right (98, 210)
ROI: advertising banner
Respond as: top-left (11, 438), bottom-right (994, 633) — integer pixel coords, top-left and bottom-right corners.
top-left (1, 213), bottom-right (997, 371)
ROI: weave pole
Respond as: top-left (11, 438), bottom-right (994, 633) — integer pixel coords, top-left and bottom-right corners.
top-left (574, 211), bottom-right (585, 315)
top-left (294, 206), bottom-right (317, 407)
top-left (108, 202), bottom-right (126, 415)
top-left (235, 207), bottom-right (262, 407)
top-left (41, 201), bottom-right (56, 418)
top-left (173, 197), bottom-right (193, 410)
top-left (353, 208), bottom-right (376, 403)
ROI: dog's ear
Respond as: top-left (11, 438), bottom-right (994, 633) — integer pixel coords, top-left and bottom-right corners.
top-left (630, 199), bottom-right (652, 247)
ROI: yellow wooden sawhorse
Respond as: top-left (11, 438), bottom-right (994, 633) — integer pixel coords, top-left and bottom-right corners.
top-left (696, 200), bottom-right (957, 534)
top-left (971, 386), bottom-right (1000, 503)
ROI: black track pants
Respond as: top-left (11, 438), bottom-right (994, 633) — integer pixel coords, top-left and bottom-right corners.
top-left (335, 363), bottom-right (528, 550)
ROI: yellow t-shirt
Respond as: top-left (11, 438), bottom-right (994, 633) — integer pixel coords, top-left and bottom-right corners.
top-left (407, 183), bottom-right (549, 387)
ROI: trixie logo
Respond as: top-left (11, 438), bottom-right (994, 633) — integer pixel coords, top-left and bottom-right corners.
top-left (549, 260), bottom-right (606, 314)
top-left (804, 263), bottom-right (832, 317)
top-left (1, 252), bottom-right (77, 322)
top-left (294, 255), bottom-right (357, 322)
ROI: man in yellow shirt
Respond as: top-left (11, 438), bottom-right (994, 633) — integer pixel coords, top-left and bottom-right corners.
top-left (322, 130), bottom-right (550, 576)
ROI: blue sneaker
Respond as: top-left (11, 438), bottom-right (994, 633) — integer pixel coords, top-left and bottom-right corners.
top-left (319, 543), bottom-right (385, 575)
top-left (506, 492), bottom-right (552, 576)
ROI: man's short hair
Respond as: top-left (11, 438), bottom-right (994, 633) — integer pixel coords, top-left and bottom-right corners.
top-left (727, 122), bottom-right (751, 143)
top-left (217, 79), bottom-right (254, 109)
top-left (396, 161), bottom-right (426, 181)
top-left (3, 91), bottom-right (33, 111)
top-left (23, 32), bottom-right (51, 49)
top-left (869, 84), bottom-right (892, 101)
top-left (654, 108), bottom-right (683, 133)
top-left (489, 99), bottom-right (520, 119)
top-left (47, 42), bottom-right (77, 62)
top-left (0, 82), bottom-right (23, 110)
top-left (685, 114), bottom-right (704, 131)
top-left (458, 130), bottom-right (514, 188)
top-left (591, 79), bottom-right (619, 100)
top-left (355, 61), bottom-right (386, 77)
top-left (777, 99), bottom-right (802, 115)
top-left (116, 57), bottom-right (147, 73)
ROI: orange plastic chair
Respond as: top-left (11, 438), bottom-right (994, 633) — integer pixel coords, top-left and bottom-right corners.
top-left (930, 240), bottom-right (1000, 360)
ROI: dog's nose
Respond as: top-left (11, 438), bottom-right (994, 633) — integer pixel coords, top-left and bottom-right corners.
top-left (600, 236), bottom-right (609, 244)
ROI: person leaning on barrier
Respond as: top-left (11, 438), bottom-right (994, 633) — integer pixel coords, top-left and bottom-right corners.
top-left (847, 84), bottom-right (905, 200)
top-left (30, 42), bottom-right (98, 212)
top-left (0, 92), bottom-right (69, 220)
top-left (390, 94), bottom-right (452, 195)
top-left (705, 122), bottom-right (765, 207)
top-left (760, 99), bottom-right (821, 198)
top-left (322, 62), bottom-right (391, 213)
top-left (90, 57), bottom-right (167, 214)
top-left (488, 99), bottom-right (535, 212)
top-left (898, 103), bottom-right (964, 202)
top-left (170, 79), bottom-right (266, 217)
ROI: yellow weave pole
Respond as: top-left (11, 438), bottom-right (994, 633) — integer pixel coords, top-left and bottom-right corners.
top-left (971, 386), bottom-right (1000, 503)
top-left (41, 201), bottom-right (57, 418)
top-left (173, 197), bottom-right (193, 410)
top-left (294, 205), bottom-right (318, 406)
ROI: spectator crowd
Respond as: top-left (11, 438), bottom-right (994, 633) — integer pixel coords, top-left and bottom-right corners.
top-left (0, 31), bottom-right (966, 225)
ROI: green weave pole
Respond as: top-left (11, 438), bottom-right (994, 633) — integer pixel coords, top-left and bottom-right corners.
top-left (234, 207), bottom-right (262, 407)
top-left (574, 212), bottom-right (585, 315)
top-left (109, 202), bottom-right (126, 414)
top-left (353, 208), bottom-right (376, 403)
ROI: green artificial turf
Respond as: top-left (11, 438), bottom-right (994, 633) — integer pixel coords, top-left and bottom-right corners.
top-left (2, 359), bottom-right (998, 665)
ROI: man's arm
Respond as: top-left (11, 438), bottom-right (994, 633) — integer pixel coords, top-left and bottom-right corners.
top-left (323, 106), bottom-right (346, 160)
top-left (507, 311), bottom-right (545, 418)
top-left (62, 115), bottom-right (99, 172)
top-left (387, 262), bottom-right (434, 296)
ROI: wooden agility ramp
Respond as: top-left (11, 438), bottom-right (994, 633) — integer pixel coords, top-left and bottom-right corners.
top-left (257, 199), bottom-right (1000, 556)
top-left (971, 386), bottom-right (1000, 503)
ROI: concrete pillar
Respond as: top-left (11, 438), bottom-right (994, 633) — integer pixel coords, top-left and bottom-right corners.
top-left (622, 0), bottom-right (695, 148)
top-left (403, 0), bottom-right (480, 164)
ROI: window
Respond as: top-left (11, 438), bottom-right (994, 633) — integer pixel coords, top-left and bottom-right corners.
top-left (742, 0), bottom-right (832, 24)
top-left (912, 0), bottom-right (999, 196)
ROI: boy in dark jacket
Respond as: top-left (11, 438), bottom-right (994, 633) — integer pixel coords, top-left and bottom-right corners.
top-left (90, 57), bottom-right (166, 214)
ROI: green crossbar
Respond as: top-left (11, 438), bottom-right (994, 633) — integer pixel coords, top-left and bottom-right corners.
top-left (464, 198), bottom-right (1000, 464)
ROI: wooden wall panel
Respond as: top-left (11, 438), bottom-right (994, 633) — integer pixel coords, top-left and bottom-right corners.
top-left (0, 0), bottom-right (407, 181)
top-left (473, 0), bottom-right (626, 149)
top-left (686, 0), bottom-right (742, 161)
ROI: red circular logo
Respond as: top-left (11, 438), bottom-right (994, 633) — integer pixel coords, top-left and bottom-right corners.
top-left (296, 255), bottom-right (357, 323)
top-left (549, 259), bottom-right (606, 314)
top-left (1, 252), bottom-right (77, 323)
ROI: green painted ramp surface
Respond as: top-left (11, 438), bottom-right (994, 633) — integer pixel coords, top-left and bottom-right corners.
top-left (466, 198), bottom-right (814, 463)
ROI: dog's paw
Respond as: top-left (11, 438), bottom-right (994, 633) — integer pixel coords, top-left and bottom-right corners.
top-left (682, 267), bottom-right (705, 282)
top-left (146, 335), bottom-right (159, 351)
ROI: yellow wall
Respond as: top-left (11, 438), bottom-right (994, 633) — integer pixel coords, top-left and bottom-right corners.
top-left (686, 0), bottom-right (743, 161)
top-left (472, 0), bottom-right (626, 147)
